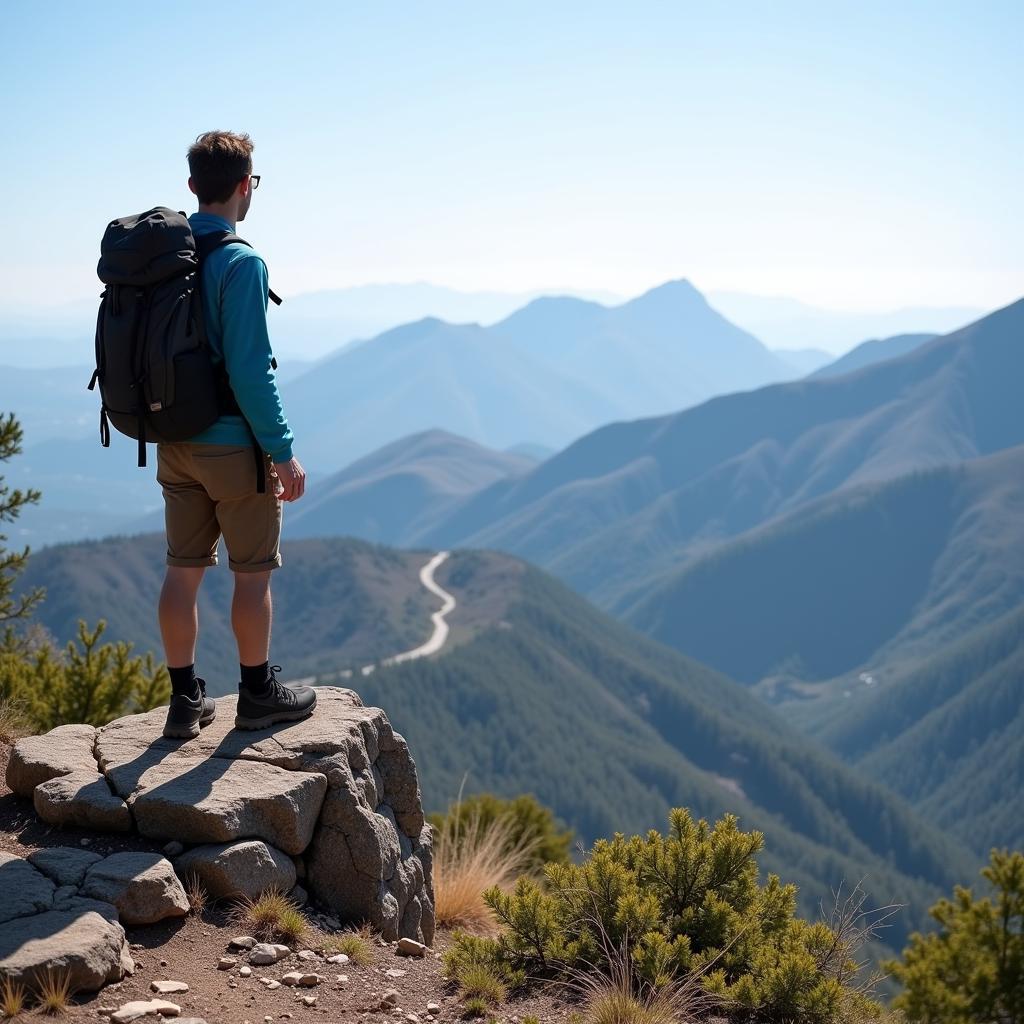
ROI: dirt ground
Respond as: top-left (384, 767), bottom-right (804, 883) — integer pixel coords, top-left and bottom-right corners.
top-left (0, 742), bottom-right (578, 1024)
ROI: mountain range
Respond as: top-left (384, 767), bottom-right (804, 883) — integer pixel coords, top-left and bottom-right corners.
top-left (404, 297), bottom-right (1024, 608)
top-left (282, 279), bottom-right (804, 473)
top-left (15, 532), bottom-right (981, 974)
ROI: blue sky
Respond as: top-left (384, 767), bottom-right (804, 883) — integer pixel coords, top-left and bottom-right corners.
top-left (3, 0), bottom-right (1021, 312)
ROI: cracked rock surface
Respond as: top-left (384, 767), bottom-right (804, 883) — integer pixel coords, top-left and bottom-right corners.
top-left (5, 686), bottom-right (434, 944)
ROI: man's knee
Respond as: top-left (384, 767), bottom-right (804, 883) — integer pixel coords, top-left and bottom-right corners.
top-left (162, 565), bottom-right (206, 594)
top-left (233, 569), bottom-right (272, 594)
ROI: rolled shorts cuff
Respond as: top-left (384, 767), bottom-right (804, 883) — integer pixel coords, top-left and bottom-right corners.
top-left (228, 554), bottom-right (283, 574)
top-left (166, 554), bottom-right (218, 568)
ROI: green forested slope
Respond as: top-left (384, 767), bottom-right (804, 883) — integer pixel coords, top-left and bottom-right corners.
top-left (352, 552), bottom-right (980, 960)
top-left (619, 446), bottom-right (1024, 686)
top-left (803, 605), bottom-right (1024, 856)
top-left (17, 533), bottom-right (444, 693)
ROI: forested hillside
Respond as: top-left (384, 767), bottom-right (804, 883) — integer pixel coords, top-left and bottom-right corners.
top-left (15, 532), bottom-right (979, 964)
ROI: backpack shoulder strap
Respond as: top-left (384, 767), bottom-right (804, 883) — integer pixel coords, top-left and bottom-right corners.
top-left (195, 231), bottom-right (283, 305)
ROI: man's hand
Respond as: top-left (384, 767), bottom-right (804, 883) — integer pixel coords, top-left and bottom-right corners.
top-left (271, 456), bottom-right (306, 502)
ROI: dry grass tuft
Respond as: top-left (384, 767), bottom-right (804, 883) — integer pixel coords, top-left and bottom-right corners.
top-left (460, 995), bottom-right (491, 1019)
top-left (316, 926), bottom-right (374, 966)
top-left (457, 962), bottom-right (507, 1005)
top-left (183, 872), bottom-right (208, 916)
top-left (231, 888), bottom-right (308, 945)
top-left (1, 976), bottom-right (27, 1018)
top-left (34, 969), bottom-right (72, 1015)
top-left (555, 897), bottom-right (738, 1024)
top-left (433, 789), bottom-right (541, 935)
top-left (0, 697), bottom-right (31, 745)
top-left (815, 876), bottom-right (902, 1008)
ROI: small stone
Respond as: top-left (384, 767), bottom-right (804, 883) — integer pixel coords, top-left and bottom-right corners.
top-left (160, 960), bottom-right (168, 968)
top-left (280, 971), bottom-right (319, 987)
top-left (151, 981), bottom-right (190, 995)
top-left (239, 966), bottom-right (252, 978)
top-left (290, 884), bottom-right (308, 907)
top-left (228, 979), bottom-right (238, 988)
top-left (230, 936), bottom-right (258, 949)
top-left (426, 1003), bottom-right (441, 1014)
top-left (262, 979), bottom-right (281, 990)
top-left (321, 915), bottom-right (340, 930)
top-left (327, 953), bottom-right (349, 964)
top-left (396, 937), bottom-right (428, 957)
top-left (335, 975), bottom-right (348, 983)
top-left (218, 956), bottom-right (237, 970)
top-left (381, 989), bottom-right (400, 1008)
top-left (296, 949), bottom-right (319, 961)
top-left (163, 841), bottom-right (185, 857)
top-left (249, 942), bottom-right (291, 965)
top-left (406, 1015), bottom-right (419, 1024)
top-left (302, 996), bottom-right (317, 1007)
top-left (110, 999), bottom-right (181, 1023)
top-left (385, 967), bottom-right (406, 978)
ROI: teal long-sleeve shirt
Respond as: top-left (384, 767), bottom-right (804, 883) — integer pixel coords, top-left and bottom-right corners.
top-left (186, 212), bottom-right (294, 462)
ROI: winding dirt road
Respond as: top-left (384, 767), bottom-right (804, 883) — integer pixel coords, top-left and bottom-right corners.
top-left (293, 550), bottom-right (457, 684)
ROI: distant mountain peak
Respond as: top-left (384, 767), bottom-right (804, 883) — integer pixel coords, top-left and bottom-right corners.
top-left (625, 278), bottom-right (708, 310)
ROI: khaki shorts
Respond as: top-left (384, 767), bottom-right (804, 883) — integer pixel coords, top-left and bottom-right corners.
top-left (157, 443), bottom-right (283, 573)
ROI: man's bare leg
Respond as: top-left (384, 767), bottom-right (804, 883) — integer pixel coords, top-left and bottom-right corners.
top-left (232, 569), bottom-right (317, 729)
top-left (159, 566), bottom-right (216, 739)
top-left (232, 570), bottom-right (272, 667)
top-left (159, 566), bottom-right (206, 668)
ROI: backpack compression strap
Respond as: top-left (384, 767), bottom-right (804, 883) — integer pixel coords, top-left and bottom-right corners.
top-left (195, 231), bottom-right (283, 305)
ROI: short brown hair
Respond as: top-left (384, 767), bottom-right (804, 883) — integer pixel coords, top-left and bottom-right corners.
top-left (187, 130), bottom-right (254, 204)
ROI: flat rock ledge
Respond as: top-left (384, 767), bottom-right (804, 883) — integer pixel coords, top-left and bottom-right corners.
top-left (0, 848), bottom-right (191, 992)
top-left (6, 687), bottom-right (435, 946)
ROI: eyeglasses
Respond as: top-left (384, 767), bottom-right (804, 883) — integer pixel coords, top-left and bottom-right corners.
top-left (249, 174), bottom-right (261, 190)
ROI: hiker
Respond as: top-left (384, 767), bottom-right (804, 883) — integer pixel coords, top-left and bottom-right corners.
top-left (157, 130), bottom-right (317, 740)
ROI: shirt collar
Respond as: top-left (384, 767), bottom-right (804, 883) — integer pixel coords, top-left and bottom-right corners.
top-left (188, 211), bottom-right (234, 233)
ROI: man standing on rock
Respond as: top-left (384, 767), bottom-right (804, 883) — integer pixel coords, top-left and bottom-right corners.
top-left (158, 130), bottom-right (317, 740)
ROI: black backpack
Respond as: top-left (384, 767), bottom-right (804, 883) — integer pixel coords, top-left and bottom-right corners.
top-left (91, 206), bottom-right (282, 491)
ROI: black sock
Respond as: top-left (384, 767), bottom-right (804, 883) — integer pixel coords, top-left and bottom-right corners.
top-left (240, 661), bottom-right (271, 694)
top-left (169, 664), bottom-right (200, 700)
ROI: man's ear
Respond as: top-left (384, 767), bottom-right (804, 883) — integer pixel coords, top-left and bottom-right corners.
top-left (187, 177), bottom-right (197, 196)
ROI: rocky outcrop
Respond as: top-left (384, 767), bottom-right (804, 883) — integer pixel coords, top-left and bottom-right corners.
top-left (0, 904), bottom-right (133, 993)
top-left (6, 687), bottom-right (434, 944)
top-left (34, 771), bottom-right (132, 832)
top-left (80, 852), bottom-right (190, 926)
top-left (0, 848), bottom-right (197, 990)
top-left (176, 839), bottom-right (296, 901)
top-left (5, 724), bottom-right (98, 794)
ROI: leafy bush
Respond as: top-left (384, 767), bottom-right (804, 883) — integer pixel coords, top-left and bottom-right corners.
top-left (0, 411), bottom-right (169, 735)
top-left (1, 620), bottom-right (169, 731)
top-left (883, 847), bottom-right (1024, 1022)
top-left (446, 807), bottom-right (885, 1024)
top-left (428, 791), bottom-right (574, 871)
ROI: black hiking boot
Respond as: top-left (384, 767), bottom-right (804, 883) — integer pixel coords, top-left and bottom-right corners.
top-left (234, 665), bottom-right (317, 731)
top-left (162, 677), bottom-right (217, 740)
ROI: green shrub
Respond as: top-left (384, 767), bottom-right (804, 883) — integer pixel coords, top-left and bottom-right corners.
top-left (428, 791), bottom-right (574, 872)
top-left (0, 411), bottom-right (169, 735)
top-left (447, 807), bottom-right (884, 1024)
top-left (883, 847), bottom-right (1024, 1023)
top-left (0, 619), bottom-right (169, 732)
